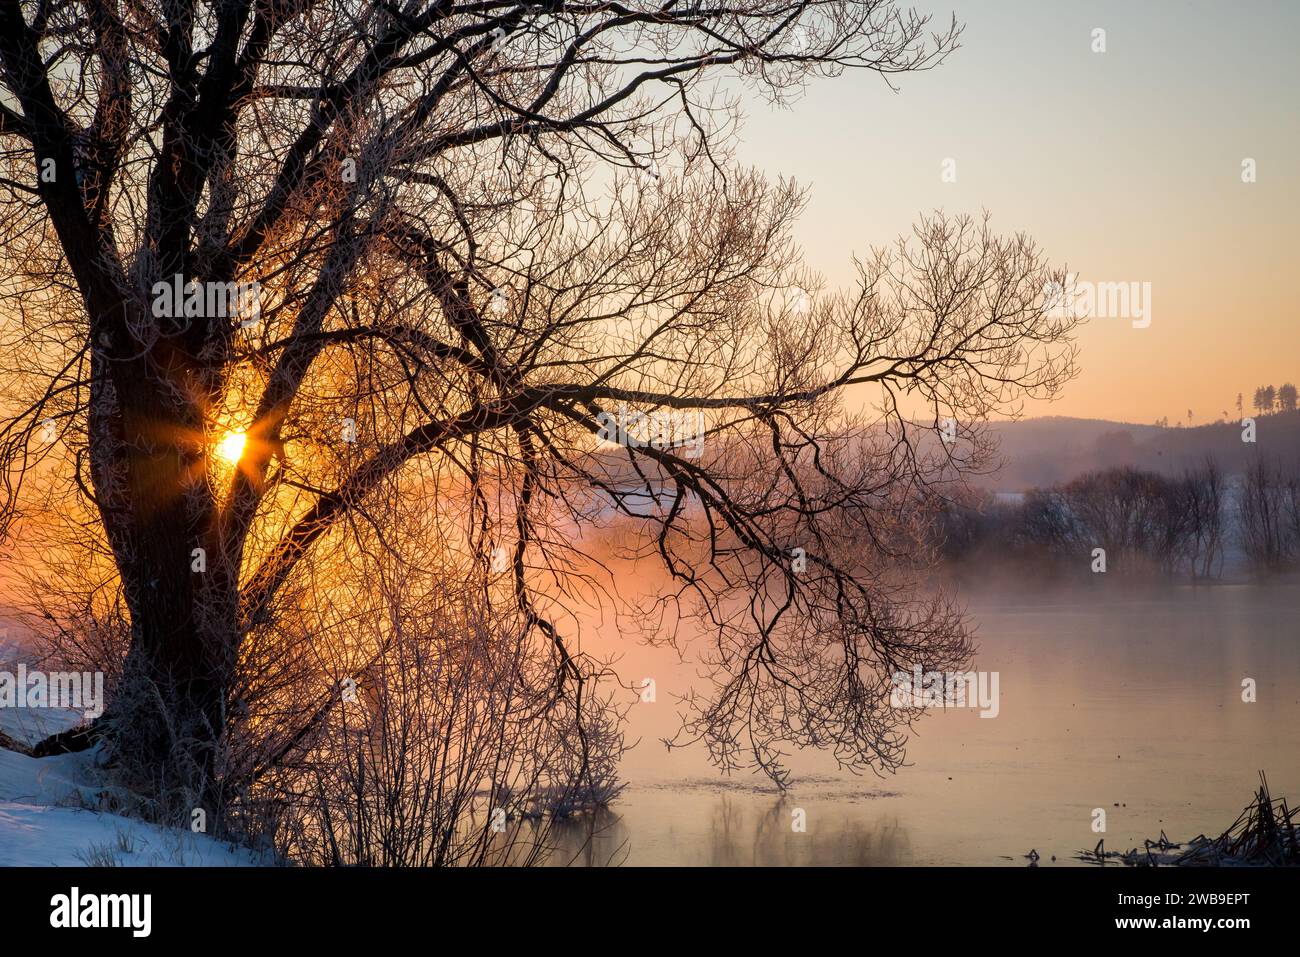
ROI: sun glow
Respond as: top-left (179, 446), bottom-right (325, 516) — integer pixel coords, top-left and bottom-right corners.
top-left (217, 430), bottom-right (247, 465)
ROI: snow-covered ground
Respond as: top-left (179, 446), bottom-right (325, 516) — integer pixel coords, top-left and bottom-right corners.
top-left (0, 730), bottom-right (264, 866)
top-left (0, 703), bottom-right (87, 753)
top-left (1, 639), bottom-right (264, 866)
top-left (1, 786), bottom-right (264, 867)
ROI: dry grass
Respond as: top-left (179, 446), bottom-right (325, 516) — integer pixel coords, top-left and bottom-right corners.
top-left (1077, 773), bottom-right (1299, 867)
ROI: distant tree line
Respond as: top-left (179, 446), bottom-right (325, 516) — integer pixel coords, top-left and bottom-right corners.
top-left (933, 456), bottom-right (1300, 579)
top-left (1151, 384), bottom-right (1296, 428)
top-left (1253, 383), bottom-right (1298, 415)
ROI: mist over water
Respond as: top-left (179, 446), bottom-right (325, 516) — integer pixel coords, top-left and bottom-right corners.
top-left (5, 560), bottom-right (1295, 866)
top-left (552, 579), bottom-right (1300, 865)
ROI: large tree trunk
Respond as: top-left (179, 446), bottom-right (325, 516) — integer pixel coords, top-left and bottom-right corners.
top-left (83, 339), bottom-right (241, 824)
top-left (112, 490), bottom-right (234, 820)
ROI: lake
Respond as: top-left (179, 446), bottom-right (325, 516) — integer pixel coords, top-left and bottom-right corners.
top-left (549, 580), bottom-right (1300, 865)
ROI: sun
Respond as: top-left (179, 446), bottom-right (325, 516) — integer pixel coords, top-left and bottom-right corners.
top-left (216, 430), bottom-right (247, 465)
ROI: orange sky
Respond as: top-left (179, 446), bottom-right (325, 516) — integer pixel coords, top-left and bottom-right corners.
top-left (737, 0), bottom-right (1299, 425)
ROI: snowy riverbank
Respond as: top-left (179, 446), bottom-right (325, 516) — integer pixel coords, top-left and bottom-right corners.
top-left (1, 683), bottom-right (262, 867)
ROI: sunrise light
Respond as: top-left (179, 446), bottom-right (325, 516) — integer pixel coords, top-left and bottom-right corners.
top-left (216, 430), bottom-right (247, 465)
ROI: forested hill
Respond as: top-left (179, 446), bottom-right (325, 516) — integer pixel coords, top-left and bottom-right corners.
top-left (980, 410), bottom-right (1300, 490)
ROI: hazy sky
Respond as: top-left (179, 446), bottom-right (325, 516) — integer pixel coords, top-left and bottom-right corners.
top-left (736, 0), bottom-right (1299, 424)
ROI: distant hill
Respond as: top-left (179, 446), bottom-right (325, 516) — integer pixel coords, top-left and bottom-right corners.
top-left (581, 410), bottom-right (1300, 495)
top-left (979, 410), bottom-right (1300, 491)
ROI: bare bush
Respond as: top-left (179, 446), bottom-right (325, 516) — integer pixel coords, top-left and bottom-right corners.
top-left (264, 579), bottom-right (625, 867)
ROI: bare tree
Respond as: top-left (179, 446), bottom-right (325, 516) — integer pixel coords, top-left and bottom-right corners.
top-left (1020, 468), bottom-right (1192, 577)
top-left (1183, 455), bottom-right (1224, 579)
top-left (1284, 467), bottom-right (1300, 564)
top-left (0, 0), bottom-right (1078, 826)
top-left (1239, 457), bottom-right (1294, 572)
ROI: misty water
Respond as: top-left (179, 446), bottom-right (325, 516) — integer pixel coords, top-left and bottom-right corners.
top-left (4, 579), bottom-right (1295, 867)
top-left (551, 581), bottom-right (1300, 866)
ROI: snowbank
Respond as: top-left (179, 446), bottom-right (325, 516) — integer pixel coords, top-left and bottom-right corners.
top-left (0, 705), bottom-right (263, 867)
top-left (0, 704), bottom-right (88, 752)
top-left (0, 802), bottom-right (262, 867)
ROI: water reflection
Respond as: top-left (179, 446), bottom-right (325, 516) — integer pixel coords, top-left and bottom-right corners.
top-left (548, 791), bottom-right (914, 866)
top-left (554, 582), bottom-right (1300, 866)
